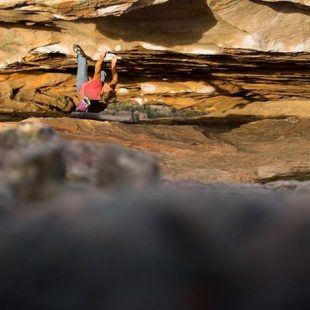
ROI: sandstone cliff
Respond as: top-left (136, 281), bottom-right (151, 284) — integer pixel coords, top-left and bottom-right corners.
top-left (0, 0), bottom-right (309, 114)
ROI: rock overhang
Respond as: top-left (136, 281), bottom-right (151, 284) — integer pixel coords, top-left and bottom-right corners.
top-left (0, 0), bottom-right (309, 114)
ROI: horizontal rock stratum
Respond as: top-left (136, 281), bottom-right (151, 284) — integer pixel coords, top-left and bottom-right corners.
top-left (0, 0), bottom-right (309, 113)
top-left (261, 0), bottom-right (310, 7)
top-left (1, 116), bottom-right (309, 183)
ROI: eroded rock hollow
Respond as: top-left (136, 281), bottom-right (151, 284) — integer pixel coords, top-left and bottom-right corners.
top-left (0, 0), bottom-right (309, 115)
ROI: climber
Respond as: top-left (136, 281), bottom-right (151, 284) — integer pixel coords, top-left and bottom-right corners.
top-left (73, 45), bottom-right (118, 113)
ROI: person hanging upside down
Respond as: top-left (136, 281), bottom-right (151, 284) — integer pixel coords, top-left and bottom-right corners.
top-left (73, 45), bottom-right (118, 113)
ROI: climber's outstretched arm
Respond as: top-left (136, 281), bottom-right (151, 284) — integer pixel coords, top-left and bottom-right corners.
top-left (110, 57), bottom-right (118, 89)
top-left (93, 53), bottom-right (106, 80)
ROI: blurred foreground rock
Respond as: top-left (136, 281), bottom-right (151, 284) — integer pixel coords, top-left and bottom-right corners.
top-left (0, 123), bottom-right (65, 199)
top-left (0, 187), bottom-right (309, 309)
top-left (0, 122), bottom-right (309, 309)
top-left (65, 141), bottom-right (159, 188)
top-left (0, 122), bottom-right (160, 200)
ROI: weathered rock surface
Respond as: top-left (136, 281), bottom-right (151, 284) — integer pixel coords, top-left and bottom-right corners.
top-left (261, 0), bottom-right (310, 7)
top-left (0, 0), bottom-right (309, 114)
top-left (0, 0), bottom-right (170, 21)
top-left (1, 49), bottom-right (309, 115)
top-left (1, 0), bottom-right (309, 54)
top-left (1, 117), bottom-right (309, 184)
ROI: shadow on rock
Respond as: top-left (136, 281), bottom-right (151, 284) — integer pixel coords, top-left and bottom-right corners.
top-left (93, 0), bottom-right (217, 47)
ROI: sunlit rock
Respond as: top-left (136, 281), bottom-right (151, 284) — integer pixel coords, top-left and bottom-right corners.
top-left (0, 0), bottom-right (309, 115)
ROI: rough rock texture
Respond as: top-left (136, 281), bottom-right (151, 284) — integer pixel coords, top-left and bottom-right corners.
top-left (0, 0), bottom-right (170, 21)
top-left (1, 0), bottom-right (309, 55)
top-left (1, 117), bottom-right (309, 184)
top-left (0, 0), bottom-right (309, 113)
top-left (261, 0), bottom-right (310, 7)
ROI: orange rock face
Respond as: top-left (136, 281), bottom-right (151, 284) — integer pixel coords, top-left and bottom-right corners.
top-left (0, 0), bottom-right (309, 115)
top-left (1, 116), bottom-right (309, 183)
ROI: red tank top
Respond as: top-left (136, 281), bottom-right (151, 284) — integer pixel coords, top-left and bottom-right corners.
top-left (80, 80), bottom-right (102, 100)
